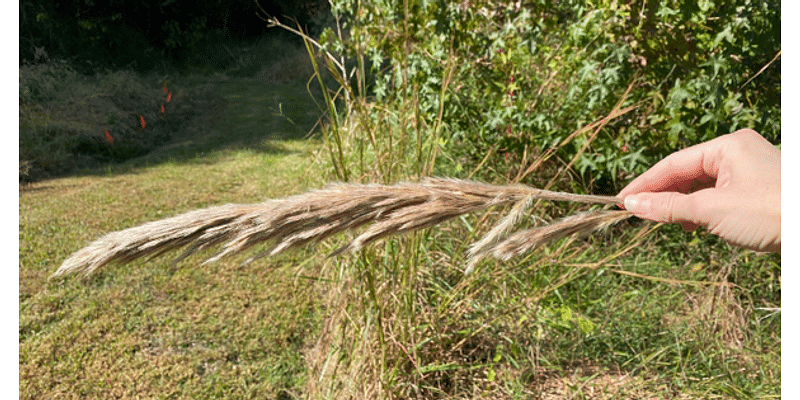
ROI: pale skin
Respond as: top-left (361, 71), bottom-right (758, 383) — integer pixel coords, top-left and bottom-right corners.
top-left (617, 129), bottom-right (781, 253)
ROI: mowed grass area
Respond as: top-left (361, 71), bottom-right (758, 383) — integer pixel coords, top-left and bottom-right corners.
top-left (20, 74), bottom-right (330, 398)
top-left (20, 73), bottom-right (780, 398)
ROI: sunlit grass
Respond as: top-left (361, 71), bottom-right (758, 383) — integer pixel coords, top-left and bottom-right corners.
top-left (20, 135), bottom-right (326, 398)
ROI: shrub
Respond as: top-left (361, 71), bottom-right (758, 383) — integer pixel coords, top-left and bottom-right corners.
top-left (321, 0), bottom-right (779, 192)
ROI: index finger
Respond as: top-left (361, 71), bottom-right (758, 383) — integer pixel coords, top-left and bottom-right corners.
top-left (617, 136), bottom-right (728, 199)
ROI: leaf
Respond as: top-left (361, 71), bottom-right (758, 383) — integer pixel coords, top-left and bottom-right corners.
top-left (667, 119), bottom-right (685, 147)
top-left (698, 0), bottom-right (715, 13)
top-left (559, 306), bottom-right (573, 322)
top-left (703, 53), bottom-right (727, 79)
top-left (699, 113), bottom-right (716, 126)
top-left (487, 366), bottom-right (496, 382)
top-left (712, 26), bottom-right (734, 49)
top-left (668, 80), bottom-right (691, 110)
top-left (577, 317), bottom-right (595, 334)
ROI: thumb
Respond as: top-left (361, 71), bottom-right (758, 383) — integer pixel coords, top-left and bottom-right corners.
top-left (623, 192), bottom-right (701, 226)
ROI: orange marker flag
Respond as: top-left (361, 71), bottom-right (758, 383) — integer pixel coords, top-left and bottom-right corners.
top-left (139, 115), bottom-right (146, 129)
top-left (104, 130), bottom-right (114, 145)
top-left (160, 104), bottom-right (165, 115)
top-left (163, 83), bottom-right (168, 93)
top-left (166, 92), bottom-right (172, 103)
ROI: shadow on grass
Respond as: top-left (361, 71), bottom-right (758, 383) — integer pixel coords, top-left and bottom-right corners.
top-left (125, 76), bottom-right (324, 164)
top-left (24, 74), bottom-right (326, 183)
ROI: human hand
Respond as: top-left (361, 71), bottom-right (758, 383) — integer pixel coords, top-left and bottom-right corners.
top-left (617, 129), bottom-right (780, 253)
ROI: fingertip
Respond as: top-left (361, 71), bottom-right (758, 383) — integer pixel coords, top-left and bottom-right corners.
top-left (623, 194), bottom-right (649, 214)
top-left (628, 191), bottom-right (699, 226)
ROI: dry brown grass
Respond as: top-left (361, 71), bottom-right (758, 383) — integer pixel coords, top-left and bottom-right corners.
top-left (52, 177), bottom-right (629, 278)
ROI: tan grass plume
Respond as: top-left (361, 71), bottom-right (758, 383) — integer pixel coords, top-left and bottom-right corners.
top-left (52, 178), bottom-right (630, 278)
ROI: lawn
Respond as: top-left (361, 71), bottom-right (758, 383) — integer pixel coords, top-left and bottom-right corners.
top-left (20, 73), bottom-right (331, 399)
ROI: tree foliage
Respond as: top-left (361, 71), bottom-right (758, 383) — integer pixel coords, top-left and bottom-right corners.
top-left (19, 0), bottom-right (330, 71)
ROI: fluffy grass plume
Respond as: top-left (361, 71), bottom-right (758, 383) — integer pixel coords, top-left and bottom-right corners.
top-left (52, 178), bottom-right (629, 278)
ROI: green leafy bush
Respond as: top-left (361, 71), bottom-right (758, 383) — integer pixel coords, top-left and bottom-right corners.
top-left (323, 0), bottom-right (779, 191)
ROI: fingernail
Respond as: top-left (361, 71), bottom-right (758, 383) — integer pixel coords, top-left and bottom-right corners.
top-left (624, 195), bottom-right (648, 213)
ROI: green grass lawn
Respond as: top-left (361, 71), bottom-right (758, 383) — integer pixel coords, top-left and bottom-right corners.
top-left (20, 74), bottom-right (330, 399)
top-left (20, 71), bottom-right (780, 399)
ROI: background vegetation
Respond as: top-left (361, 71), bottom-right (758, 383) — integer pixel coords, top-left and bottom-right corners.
top-left (316, 0), bottom-right (779, 190)
top-left (20, 0), bottom-right (780, 398)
